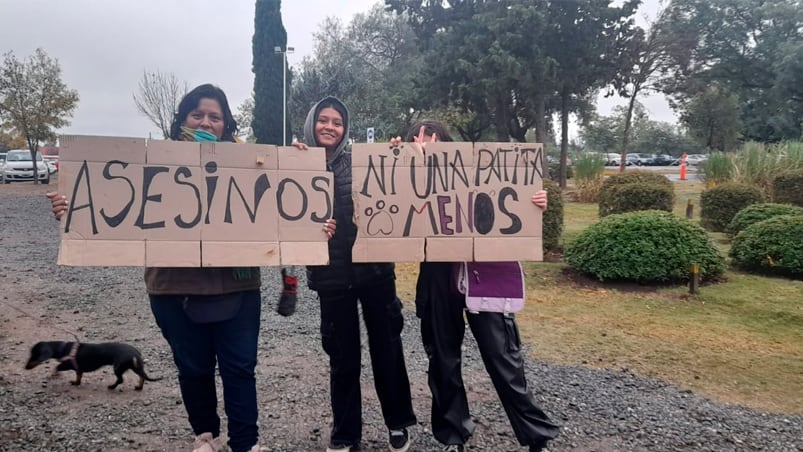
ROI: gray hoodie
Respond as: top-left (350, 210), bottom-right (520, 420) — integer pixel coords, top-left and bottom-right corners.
top-left (301, 96), bottom-right (395, 291)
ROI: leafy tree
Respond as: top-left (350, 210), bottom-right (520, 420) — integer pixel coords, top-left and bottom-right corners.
top-left (290, 6), bottom-right (420, 142)
top-left (681, 84), bottom-right (742, 151)
top-left (234, 93), bottom-right (256, 143)
top-left (0, 124), bottom-right (26, 151)
top-left (252, 0), bottom-right (291, 145)
top-left (543, 0), bottom-right (640, 187)
top-left (660, 0), bottom-right (803, 142)
top-left (386, 0), bottom-right (553, 143)
top-left (0, 48), bottom-right (78, 183)
top-left (611, 5), bottom-right (674, 170)
top-left (132, 69), bottom-right (188, 139)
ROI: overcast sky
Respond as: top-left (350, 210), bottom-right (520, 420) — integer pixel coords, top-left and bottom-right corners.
top-left (0, 0), bottom-right (672, 140)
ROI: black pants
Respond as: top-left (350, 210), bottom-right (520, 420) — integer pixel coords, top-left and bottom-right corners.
top-left (318, 281), bottom-right (417, 446)
top-left (417, 262), bottom-right (560, 447)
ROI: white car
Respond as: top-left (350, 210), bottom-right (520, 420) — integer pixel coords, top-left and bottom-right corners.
top-left (685, 154), bottom-right (708, 165)
top-left (2, 149), bottom-right (50, 184)
top-left (42, 155), bottom-right (59, 174)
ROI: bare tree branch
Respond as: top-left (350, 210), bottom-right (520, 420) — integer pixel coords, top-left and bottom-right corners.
top-left (132, 70), bottom-right (188, 138)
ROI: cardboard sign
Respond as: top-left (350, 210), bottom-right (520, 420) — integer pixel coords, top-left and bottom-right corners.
top-left (352, 142), bottom-right (544, 262)
top-left (56, 135), bottom-right (333, 267)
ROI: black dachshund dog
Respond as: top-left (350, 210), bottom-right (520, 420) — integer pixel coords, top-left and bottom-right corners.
top-left (25, 341), bottom-right (161, 390)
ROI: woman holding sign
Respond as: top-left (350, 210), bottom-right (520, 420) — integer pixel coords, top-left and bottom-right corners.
top-left (47, 84), bottom-right (337, 452)
top-left (394, 120), bottom-right (560, 452)
top-left (293, 96), bottom-right (417, 452)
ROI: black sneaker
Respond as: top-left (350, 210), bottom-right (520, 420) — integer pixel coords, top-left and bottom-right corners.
top-left (388, 428), bottom-right (410, 452)
top-left (442, 445), bottom-right (464, 452)
top-left (326, 442), bottom-right (354, 452)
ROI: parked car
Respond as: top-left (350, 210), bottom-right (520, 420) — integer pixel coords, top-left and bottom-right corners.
top-left (649, 154), bottom-right (676, 166)
top-left (685, 154), bottom-right (708, 165)
top-left (42, 155), bottom-right (59, 174)
top-left (2, 149), bottom-right (50, 184)
top-left (603, 153), bottom-right (632, 166)
top-left (626, 153), bottom-right (655, 165)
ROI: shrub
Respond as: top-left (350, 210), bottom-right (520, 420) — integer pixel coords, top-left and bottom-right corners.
top-left (699, 183), bottom-right (764, 232)
top-left (598, 172), bottom-right (674, 217)
top-left (542, 178), bottom-right (563, 252)
top-left (548, 162), bottom-right (572, 180)
top-left (772, 169), bottom-right (803, 206)
top-left (598, 183), bottom-right (674, 217)
top-left (601, 170), bottom-right (672, 189)
top-left (564, 210), bottom-right (726, 283)
top-left (728, 203), bottom-right (803, 235)
top-left (730, 214), bottom-right (803, 278)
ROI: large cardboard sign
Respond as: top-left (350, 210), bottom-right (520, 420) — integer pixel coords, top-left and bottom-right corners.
top-left (352, 142), bottom-right (544, 262)
top-left (57, 135), bottom-right (333, 267)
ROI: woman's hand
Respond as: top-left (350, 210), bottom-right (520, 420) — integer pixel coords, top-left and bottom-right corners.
top-left (291, 142), bottom-right (309, 151)
top-left (46, 192), bottom-right (68, 220)
top-left (531, 190), bottom-right (548, 210)
top-left (323, 218), bottom-right (336, 240)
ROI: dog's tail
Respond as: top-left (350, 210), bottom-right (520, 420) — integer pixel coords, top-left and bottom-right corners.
top-left (132, 356), bottom-right (163, 382)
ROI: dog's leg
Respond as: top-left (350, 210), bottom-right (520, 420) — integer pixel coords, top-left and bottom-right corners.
top-left (108, 365), bottom-right (126, 390)
top-left (71, 371), bottom-right (83, 386)
top-left (135, 375), bottom-right (145, 391)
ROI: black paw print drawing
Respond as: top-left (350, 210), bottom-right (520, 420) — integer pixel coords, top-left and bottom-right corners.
top-left (365, 200), bottom-right (399, 236)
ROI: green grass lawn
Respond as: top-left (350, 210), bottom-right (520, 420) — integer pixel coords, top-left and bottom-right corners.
top-left (397, 179), bottom-right (803, 414)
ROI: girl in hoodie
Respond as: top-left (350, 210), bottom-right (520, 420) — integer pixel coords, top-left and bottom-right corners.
top-left (394, 120), bottom-right (560, 452)
top-left (293, 97), bottom-right (417, 452)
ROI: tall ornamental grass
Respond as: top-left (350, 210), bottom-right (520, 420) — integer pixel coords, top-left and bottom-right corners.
top-left (573, 153), bottom-right (606, 202)
top-left (700, 141), bottom-right (803, 197)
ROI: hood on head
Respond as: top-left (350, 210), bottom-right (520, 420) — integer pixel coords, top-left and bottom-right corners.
top-left (303, 96), bottom-right (350, 163)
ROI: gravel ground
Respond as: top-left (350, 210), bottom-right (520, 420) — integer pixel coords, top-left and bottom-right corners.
top-left (0, 181), bottom-right (800, 452)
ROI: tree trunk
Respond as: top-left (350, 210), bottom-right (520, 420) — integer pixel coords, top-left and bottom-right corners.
top-left (535, 94), bottom-right (547, 145)
top-left (535, 94), bottom-right (549, 180)
top-left (28, 141), bottom-right (39, 185)
top-left (560, 88), bottom-right (569, 189)
top-left (494, 94), bottom-right (508, 141)
top-left (619, 89), bottom-right (639, 173)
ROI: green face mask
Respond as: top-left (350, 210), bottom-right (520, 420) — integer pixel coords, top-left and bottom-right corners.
top-left (180, 126), bottom-right (219, 142)
top-left (193, 129), bottom-right (218, 142)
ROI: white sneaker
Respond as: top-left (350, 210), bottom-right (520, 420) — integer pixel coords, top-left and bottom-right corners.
top-left (192, 432), bottom-right (223, 452)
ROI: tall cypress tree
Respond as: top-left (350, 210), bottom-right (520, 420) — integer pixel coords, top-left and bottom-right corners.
top-left (252, 0), bottom-right (289, 145)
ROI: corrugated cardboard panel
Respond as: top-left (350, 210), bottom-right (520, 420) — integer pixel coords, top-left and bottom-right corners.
top-left (146, 241), bottom-right (201, 267)
top-left (424, 237), bottom-right (474, 262)
top-left (280, 242), bottom-right (329, 265)
top-left (473, 237), bottom-right (543, 262)
top-left (58, 240), bottom-right (145, 266)
top-left (60, 135), bottom-right (146, 164)
top-left (202, 241), bottom-right (280, 266)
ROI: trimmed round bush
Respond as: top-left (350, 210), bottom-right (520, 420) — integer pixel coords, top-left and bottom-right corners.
top-left (700, 183), bottom-right (764, 232)
top-left (729, 214), bottom-right (803, 278)
top-left (601, 170), bottom-right (672, 188)
top-left (727, 203), bottom-right (803, 235)
top-left (772, 169), bottom-right (803, 206)
top-left (543, 178), bottom-right (564, 252)
top-left (565, 210), bottom-right (726, 283)
top-left (598, 182), bottom-right (674, 217)
top-left (598, 171), bottom-right (674, 217)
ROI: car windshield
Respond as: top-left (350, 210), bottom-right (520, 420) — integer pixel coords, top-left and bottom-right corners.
top-left (7, 151), bottom-right (42, 162)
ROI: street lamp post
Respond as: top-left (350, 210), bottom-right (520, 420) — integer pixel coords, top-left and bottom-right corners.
top-left (274, 45), bottom-right (294, 146)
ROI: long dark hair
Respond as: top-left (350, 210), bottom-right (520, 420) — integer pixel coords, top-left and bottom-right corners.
top-left (169, 84), bottom-right (238, 142)
top-left (404, 119), bottom-right (453, 142)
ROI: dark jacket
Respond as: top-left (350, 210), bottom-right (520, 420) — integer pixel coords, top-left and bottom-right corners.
top-left (144, 267), bottom-right (261, 296)
top-left (302, 96), bottom-right (394, 291)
